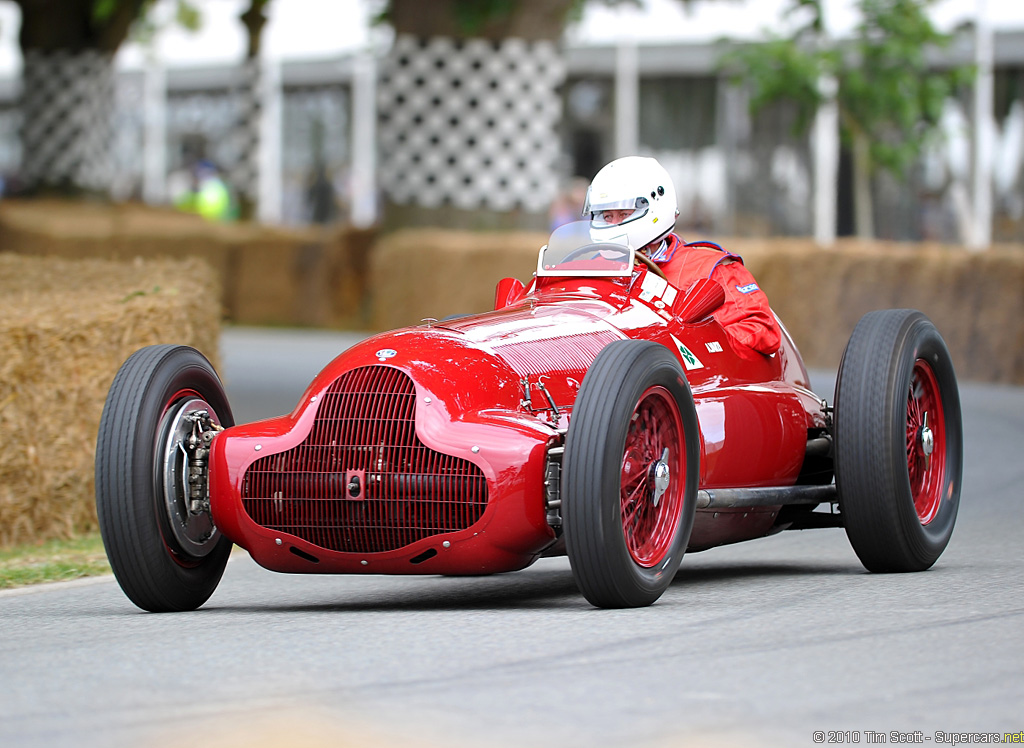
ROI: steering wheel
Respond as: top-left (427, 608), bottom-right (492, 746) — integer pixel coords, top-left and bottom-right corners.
top-left (635, 251), bottom-right (668, 281)
top-left (561, 244), bottom-right (606, 262)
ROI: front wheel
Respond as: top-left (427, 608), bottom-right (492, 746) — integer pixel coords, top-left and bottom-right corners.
top-left (834, 310), bottom-right (963, 572)
top-left (563, 340), bottom-right (699, 608)
top-left (96, 345), bottom-right (234, 612)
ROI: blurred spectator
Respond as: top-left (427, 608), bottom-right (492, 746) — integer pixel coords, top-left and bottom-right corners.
top-left (306, 162), bottom-right (339, 224)
top-left (549, 177), bottom-right (590, 231)
top-left (171, 159), bottom-right (236, 221)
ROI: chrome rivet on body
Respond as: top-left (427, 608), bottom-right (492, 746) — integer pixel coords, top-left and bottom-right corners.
top-left (275, 538), bottom-right (282, 546)
top-left (442, 541), bottom-right (451, 548)
top-left (361, 560), bottom-right (368, 566)
top-left (424, 397), bottom-right (432, 404)
top-left (471, 446), bottom-right (480, 453)
top-left (310, 396), bottom-right (317, 403)
top-left (254, 444), bottom-right (262, 451)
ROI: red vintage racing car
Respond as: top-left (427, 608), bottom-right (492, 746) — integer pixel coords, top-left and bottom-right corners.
top-left (96, 221), bottom-right (963, 610)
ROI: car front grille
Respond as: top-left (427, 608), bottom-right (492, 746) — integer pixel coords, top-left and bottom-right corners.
top-left (241, 366), bottom-right (488, 553)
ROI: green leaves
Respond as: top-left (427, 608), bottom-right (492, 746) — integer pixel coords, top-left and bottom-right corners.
top-left (127, 0), bottom-right (203, 47)
top-left (840, 0), bottom-right (962, 176)
top-left (174, 0), bottom-right (202, 32)
top-left (452, 0), bottom-right (518, 36)
top-left (723, 0), bottom-right (971, 182)
top-left (724, 37), bottom-right (831, 136)
top-left (91, 0), bottom-right (118, 24)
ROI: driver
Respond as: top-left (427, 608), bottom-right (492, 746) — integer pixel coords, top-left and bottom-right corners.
top-left (584, 156), bottom-right (780, 356)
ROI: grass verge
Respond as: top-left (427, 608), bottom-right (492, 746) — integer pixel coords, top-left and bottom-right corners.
top-left (0, 533), bottom-right (111, 589)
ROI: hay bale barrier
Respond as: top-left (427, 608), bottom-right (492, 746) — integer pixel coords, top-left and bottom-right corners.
top-left (370, 230), bottom-right (1024, 386)
top-left (736, 238), bottom-right (1024, 385)
top-left (0, 254), bottom-right (221, 549)
top-left (0, 200), bottom-right (372, 329)
top-left (370, 229), bottom-right (545, 330)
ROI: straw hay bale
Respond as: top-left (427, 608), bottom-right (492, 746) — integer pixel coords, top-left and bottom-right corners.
top-left (370, 229), bottom-right (544, 329)
top-left (0, 200), bottom-right (371, 328)
top-left (369, 230), bottom-right (1024, 385)
top-left (0, 253), bottom-right (221, 548)
top-left (227, 227), bottom-right (372, 328)
top-left (735, 238), bottom-right (1024, 384)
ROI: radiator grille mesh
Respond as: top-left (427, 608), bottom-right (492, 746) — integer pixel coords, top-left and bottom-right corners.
top-left (241, 366), bottom-right (488, 553)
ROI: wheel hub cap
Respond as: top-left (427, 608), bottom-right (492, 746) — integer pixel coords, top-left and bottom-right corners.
top-left (650, 448), bottom-right (671, 508)
top-left (918, 412), bottom-right (934, 469)
top-left (159, 397), bottom-right (222, 558)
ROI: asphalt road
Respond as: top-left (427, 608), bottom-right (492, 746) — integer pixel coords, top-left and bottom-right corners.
top-left (2, 327), bottom-right (1022, 748)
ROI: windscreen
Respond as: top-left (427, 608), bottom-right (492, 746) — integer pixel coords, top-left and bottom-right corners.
top-left (536, 221), bottom-right (635, 277)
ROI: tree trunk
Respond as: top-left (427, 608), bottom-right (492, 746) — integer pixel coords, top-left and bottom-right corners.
top-left (812, 75), bottom-right (839, 248)
top-left (387, 0), bottom-right (572, 42)
top-left (233, 0), bottom-right (270, 221)
top-left (15, 0), bottom-right (145, 195)
top-left (852, 129), bottom-right (874, 239)
top-left (378, 0), bottom-right (573, 230)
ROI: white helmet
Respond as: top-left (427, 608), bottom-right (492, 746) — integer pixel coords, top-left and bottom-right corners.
top-left (583, 156), bottom-right (678, 250)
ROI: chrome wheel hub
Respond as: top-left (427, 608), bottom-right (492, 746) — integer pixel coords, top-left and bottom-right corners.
top-left (918, 411), bottom-right (934, 470)
top-left (650, 448), bottom-right (671, 508)
top-left (159, 398), bottom-right (223, 557)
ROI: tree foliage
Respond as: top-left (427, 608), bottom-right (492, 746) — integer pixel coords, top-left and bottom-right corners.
top-left (14, 0), bottom-right (145, 51)
top-left (12, 0), bottom-right (201, 52)
top-left (724, 0), bottom-right (971, 179)
top-left (376, 0), bottom-right (579, 41)
top-left (374, 0), bottom-right (654, 41)
top-left (120, 0), bottom-right (203, 47)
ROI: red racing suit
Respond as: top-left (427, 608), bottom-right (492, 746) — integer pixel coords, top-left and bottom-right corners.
top-left (646, 234), bottom-right (780, 355)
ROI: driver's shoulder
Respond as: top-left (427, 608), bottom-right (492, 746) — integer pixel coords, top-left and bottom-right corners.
top-left (660, 238), bottom-right (734, 284)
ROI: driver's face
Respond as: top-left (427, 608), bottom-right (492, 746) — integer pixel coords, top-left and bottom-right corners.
top-left (599, 209), bottom-right (633, 225)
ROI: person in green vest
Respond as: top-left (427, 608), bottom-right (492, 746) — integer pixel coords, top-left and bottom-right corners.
top-left (174, 160), bottom-right (236, 221)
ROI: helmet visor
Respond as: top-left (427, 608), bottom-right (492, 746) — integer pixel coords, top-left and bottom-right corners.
top-left (587, 196), bottom-right (650, 228)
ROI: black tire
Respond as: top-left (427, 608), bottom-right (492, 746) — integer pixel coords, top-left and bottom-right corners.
top-left (834, 310), bottom-right (962, 572)
top-left (95, 345), bottom-right (234, 612)
top-left (563, 340), bottom-right (699, 608)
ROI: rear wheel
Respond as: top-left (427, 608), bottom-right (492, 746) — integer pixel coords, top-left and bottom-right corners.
top-left (834, 310), bottom-right (962, 572)
top-left (95, 345), bottom-right (234, 612)
top-left (563, 340), bottom-right (699, 608)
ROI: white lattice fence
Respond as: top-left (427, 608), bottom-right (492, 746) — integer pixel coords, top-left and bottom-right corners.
top-left (19, 50), bottom-right (115, 192)
top-left (378, 35), bottom-right (565, 213)
top-left (228, 57), bottom-right (262, 212)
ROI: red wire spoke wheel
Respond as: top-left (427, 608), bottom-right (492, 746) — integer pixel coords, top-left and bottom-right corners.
top-left (906, 360), bottom-right (946, 525)
top-left (619, 386), bottom-right (686, 567)
top-left (563, 340), bottom-right (699, 608)
top-left (834, 310), bottom-right (963, 573)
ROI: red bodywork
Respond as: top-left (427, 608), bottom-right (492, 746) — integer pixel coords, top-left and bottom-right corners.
top-left (210, 264), bottom-right (827, 577)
